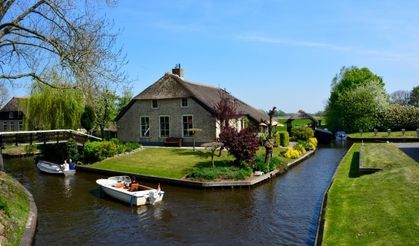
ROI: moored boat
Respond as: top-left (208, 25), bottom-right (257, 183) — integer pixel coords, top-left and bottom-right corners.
top-left (96, 176), bottom-right (164, 206)
top-left (36, 160), bottom-right (76, 176)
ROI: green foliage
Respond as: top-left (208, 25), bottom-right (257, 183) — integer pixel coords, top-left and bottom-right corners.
top-left (95, 89), bottom-right (118, 139)
top-left (66, 139), bottom-right (80, 162)
top-left (294, 142), bottom-right (307, 155)
top-left (273, 132), bottom-right (280, 147)
top-left (283, 147), bottom-right (301, 159)
top-left (187, 166), bottom-right (252, 181)
top-left (80, 105), bottom-right (96, 132)
top-left (291, 126), bottom-right (314, 140)
top-left (254, 156), bottom-right (270, 173)
top-left (308, 137), bottom-right (318, 150)
top-left (23, 145), bottom-right (37, 154)
top-left (325, 67), bottom-right (388, 133)
top-left (279, 131), bottom-right (289, 147)
top-left (409, 85), bottom-right (419, 106)
top-left (25, 70), bottom-right (84, 130)
top-left (219, 126), bottom-right (259, 166)
top-left (82, 140), bottom-right (141, 163)
top-left (378, 104), bottom-right (419, 130)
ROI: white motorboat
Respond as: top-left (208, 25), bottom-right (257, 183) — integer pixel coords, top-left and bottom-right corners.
top-left (96, 176), bottom-right (164, 206)
top-left (36, 160), bottom-right (76, 176)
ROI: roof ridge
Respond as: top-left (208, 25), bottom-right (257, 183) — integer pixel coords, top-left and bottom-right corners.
top-left (168, 73), bottom-right (221, 91)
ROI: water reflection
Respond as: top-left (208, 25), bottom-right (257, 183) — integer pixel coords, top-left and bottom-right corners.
top-left (4, 143), bottom-right (348, 245)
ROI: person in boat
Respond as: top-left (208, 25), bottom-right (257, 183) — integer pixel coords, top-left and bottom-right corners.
top-left (69, 159), bottom-right (76, 170)
top-left (128, 177), bottom-right (139, 191)
top-left (62, 160), bottom-right (70, 171)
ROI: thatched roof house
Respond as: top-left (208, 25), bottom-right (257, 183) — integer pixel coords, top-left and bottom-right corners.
top-left (116, 66), bottom-right (268, 146)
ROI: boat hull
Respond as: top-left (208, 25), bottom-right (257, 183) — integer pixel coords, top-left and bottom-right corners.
top-left (37, 161), bottom-right (76, 176)
top-left (96, 176), bottom-right (164, 206)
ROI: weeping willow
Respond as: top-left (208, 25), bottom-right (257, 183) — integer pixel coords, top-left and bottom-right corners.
top-left (25, 73), bottom-right (85, 130)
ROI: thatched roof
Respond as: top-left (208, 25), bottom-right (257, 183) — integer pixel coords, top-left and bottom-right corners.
top-left (285, 110), bottom-right (319, 123)
top-left (116, 73), bottom-right (268, 122)
top-left (0, 97), bottom-right (27, 112)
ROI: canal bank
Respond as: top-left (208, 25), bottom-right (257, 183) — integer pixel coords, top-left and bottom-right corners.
top-left (76, 150), bottom-right (315, 189)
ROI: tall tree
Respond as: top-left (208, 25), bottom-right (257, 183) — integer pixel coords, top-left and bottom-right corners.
top-left (213, 90), bottom-right (240, 130)
top-left (390, 90), bottom-right (410, 105)
top-left (95, 89), bottom-right (117, 139)
top-left (0, 0), bottom-right (127, 92)
top-left (325, 66), bottom-right (387, 132)
top-left (409, 85), bottom-right (419, 107)
top-left (116, 86), bottom-right (133, 112)
top-left (25, 70), bottom-right (84, 129)
top-left (80, 105), bottom-right (96, 133)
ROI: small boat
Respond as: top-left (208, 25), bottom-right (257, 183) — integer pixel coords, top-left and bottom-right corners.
top-left (96, 176), bottom-right (164, 206)
top-left (36, 160), bottom-right (76, 176)
top-left (335, 131), bottom-right (347, 140)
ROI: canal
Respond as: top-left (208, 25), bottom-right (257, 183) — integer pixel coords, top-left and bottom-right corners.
top-left (4, 143), bottom-right (348, 245)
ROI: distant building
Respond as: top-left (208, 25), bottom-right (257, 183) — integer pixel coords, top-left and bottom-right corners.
top-left (0, 97), bottom-right (27, 132)
top-left (116, 66), bottom-right (268, 146)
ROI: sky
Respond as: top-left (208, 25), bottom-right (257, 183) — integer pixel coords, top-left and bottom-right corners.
top-left (7, 0), bottom-right (419, 113)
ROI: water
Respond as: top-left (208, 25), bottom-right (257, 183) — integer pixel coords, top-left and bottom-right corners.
top-left (4, 143), bottom-right (348, 245)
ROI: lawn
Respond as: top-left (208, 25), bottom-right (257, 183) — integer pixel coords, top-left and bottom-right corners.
top-left (349, 131), bottom-right (418, 138)
top-left (89, 148), bottom-right (235, 179)
top-left (323, 143), bottom-right (419, 245)
top-left (88, 146), bottom-right (292, 180)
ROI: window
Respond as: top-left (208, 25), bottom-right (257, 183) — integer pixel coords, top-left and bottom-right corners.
top-left (151, 100), bottom-right (158, 109)
top-left (181, 98), bottom-right (188, 107)
top-left (183, 115), bottom-right (193, 137)
top-left (10, 122), bottom-right (14, 131)
top-left (3, 122), bottom-right (7, 131)
top-left (18, 121), bottom-right (23, 131)
top-left (140, 117), bottom-right (150, 137)
top-left (159, 116), bottom-right (170, 137)
top-left (9, 112), bottom-right (13, 119)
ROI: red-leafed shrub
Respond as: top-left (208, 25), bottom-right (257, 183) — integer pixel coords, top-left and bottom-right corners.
top-left (219, 126), bottom-right (259, 166)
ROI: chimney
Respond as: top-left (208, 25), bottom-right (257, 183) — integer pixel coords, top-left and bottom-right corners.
top-left (172, 64), bottom-right (184, 77)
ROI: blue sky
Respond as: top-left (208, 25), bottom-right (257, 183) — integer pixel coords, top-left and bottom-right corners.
top-left (9, 0), bottom-right (419, 113)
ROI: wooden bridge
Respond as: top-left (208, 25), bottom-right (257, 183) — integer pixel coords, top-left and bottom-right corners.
top-left (0, 129), bottom-right (102, 170)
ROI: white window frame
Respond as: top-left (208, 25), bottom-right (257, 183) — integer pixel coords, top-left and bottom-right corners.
top-left (151, 99), bottom-right (159, 109)
top-left (159, 115), bottom-right (170, 138)
top-left (181, 98), bottom-right (188, 108)
top-left (140, 116), bottom-right (150, 137)
top-left (182, 114), bottom-right (194, 138)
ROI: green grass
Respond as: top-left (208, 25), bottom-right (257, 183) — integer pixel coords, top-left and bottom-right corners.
top-left (349, 131), bottom-right (418, 138)
top-left (0, 172), bottom-right (30, 246)
top-left (89, 148), bottom-right (235, 179)
top-left (323, 143), bottom-right (419, 245)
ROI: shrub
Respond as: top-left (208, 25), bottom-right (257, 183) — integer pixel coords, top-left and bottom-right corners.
top-left (283, 147), bottom-right (301, 159)
top-left (379, 104), bottom-right (419, 130)
top-left (291, 126), bottom-right (314, 141)
top-left (83, 141), bottom-right (117, 163)
top-left (254, 156), bottom-right (270, 173)
top-left (66, 139), bottom-right (80, 162)
top-left (219, 126), bottom-right (259, 166)
top-left (294, 143), bottom-right (306, 155)
top-left (273, 132), bottom-right (280, 147)
top-left (24, 145), bottom-right (37, 154)
top-left (279, 131), bottom-right (289, 147)
top-left (308, 137), bottom-right (318, 150)
top-left (269, 156), bottom-right (283, 170)
top-left (123, 142), bottom-right (141, 152)
top-left (187, 166), bottom-right (252, 181)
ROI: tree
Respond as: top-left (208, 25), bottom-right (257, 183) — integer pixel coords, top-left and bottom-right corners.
top-left (263, 107), bottom-right (276, 164)
top-left (80, 105), bottom-right (96, 133)
top-left (219, 126), bottom-right (259, 166)
top-left (213, 90), bottom-right (240, 130)
top-left (95, 89), bottom-right (117, 139)
top-left (325, 66), bottom-right (387, 132)
top-left (0, 0), bottom-right (127, 91)
top-left (25, 70), bottom-right (84, 129)
top-left (409, 85), bottom-right (419, 107)
top-left (116, 86), bottom-right (133, 112)
top-left (390, 90), bottom-right (410, 105)
top-left (332, 81), bottom-right (388, 133)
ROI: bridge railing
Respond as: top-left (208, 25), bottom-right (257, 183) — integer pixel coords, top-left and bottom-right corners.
top-left (0, 129), bottom-right (102, 146)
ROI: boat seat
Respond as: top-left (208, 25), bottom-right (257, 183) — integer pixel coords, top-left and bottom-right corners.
top-left (129, 183), bottom-right (140, 191)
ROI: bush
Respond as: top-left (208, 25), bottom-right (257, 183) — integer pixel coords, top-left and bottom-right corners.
top-left (269, 156), bottom-right (283, 170)
top-left (24, 145), bottom-right (37, 154)
top-left (66, 139), bottom-right (80, 162)
top-left (283, 147), bottom-right (301, 159)
top-left (308, 137), bottom-right (318, 150)
top-left (379, 104), bottom-right (419, 130)
top-left (294, 143), bottom-right (306, 155)
top-left (254, 156), bottom-right (270, 173)
top-left (219, 126), bottom-right (259, 166)
top-left (279, 131), bottom-right (289, 147)
top-left (273, 132), bottom-right (280, 147)
top-left (187, 166), bottom-right (252, 181)
top-left (292, 126), bottom-right (314, 140)
top-left (83, 141), bottom-right (117, 163)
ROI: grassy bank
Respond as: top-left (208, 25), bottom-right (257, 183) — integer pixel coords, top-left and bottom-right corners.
top-left (349, 131), bottom-right (418, 138)
top-left (323, 143), bottom-right (419, 245)
top-left (0, 172), bottom-right (30, 246)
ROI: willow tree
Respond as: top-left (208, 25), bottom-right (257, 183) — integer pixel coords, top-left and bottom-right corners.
top-left (0, 0), bottom-right (127, 94)
top-left (25, 70), bottom-right (84, 130)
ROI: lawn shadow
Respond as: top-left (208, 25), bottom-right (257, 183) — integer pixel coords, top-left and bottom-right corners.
top-left (193, 160), bottom-right (235, 168)
top-left (349, 151), bottom-right (360, 178)
top-left (171, 148), bottom-right (211, 159)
